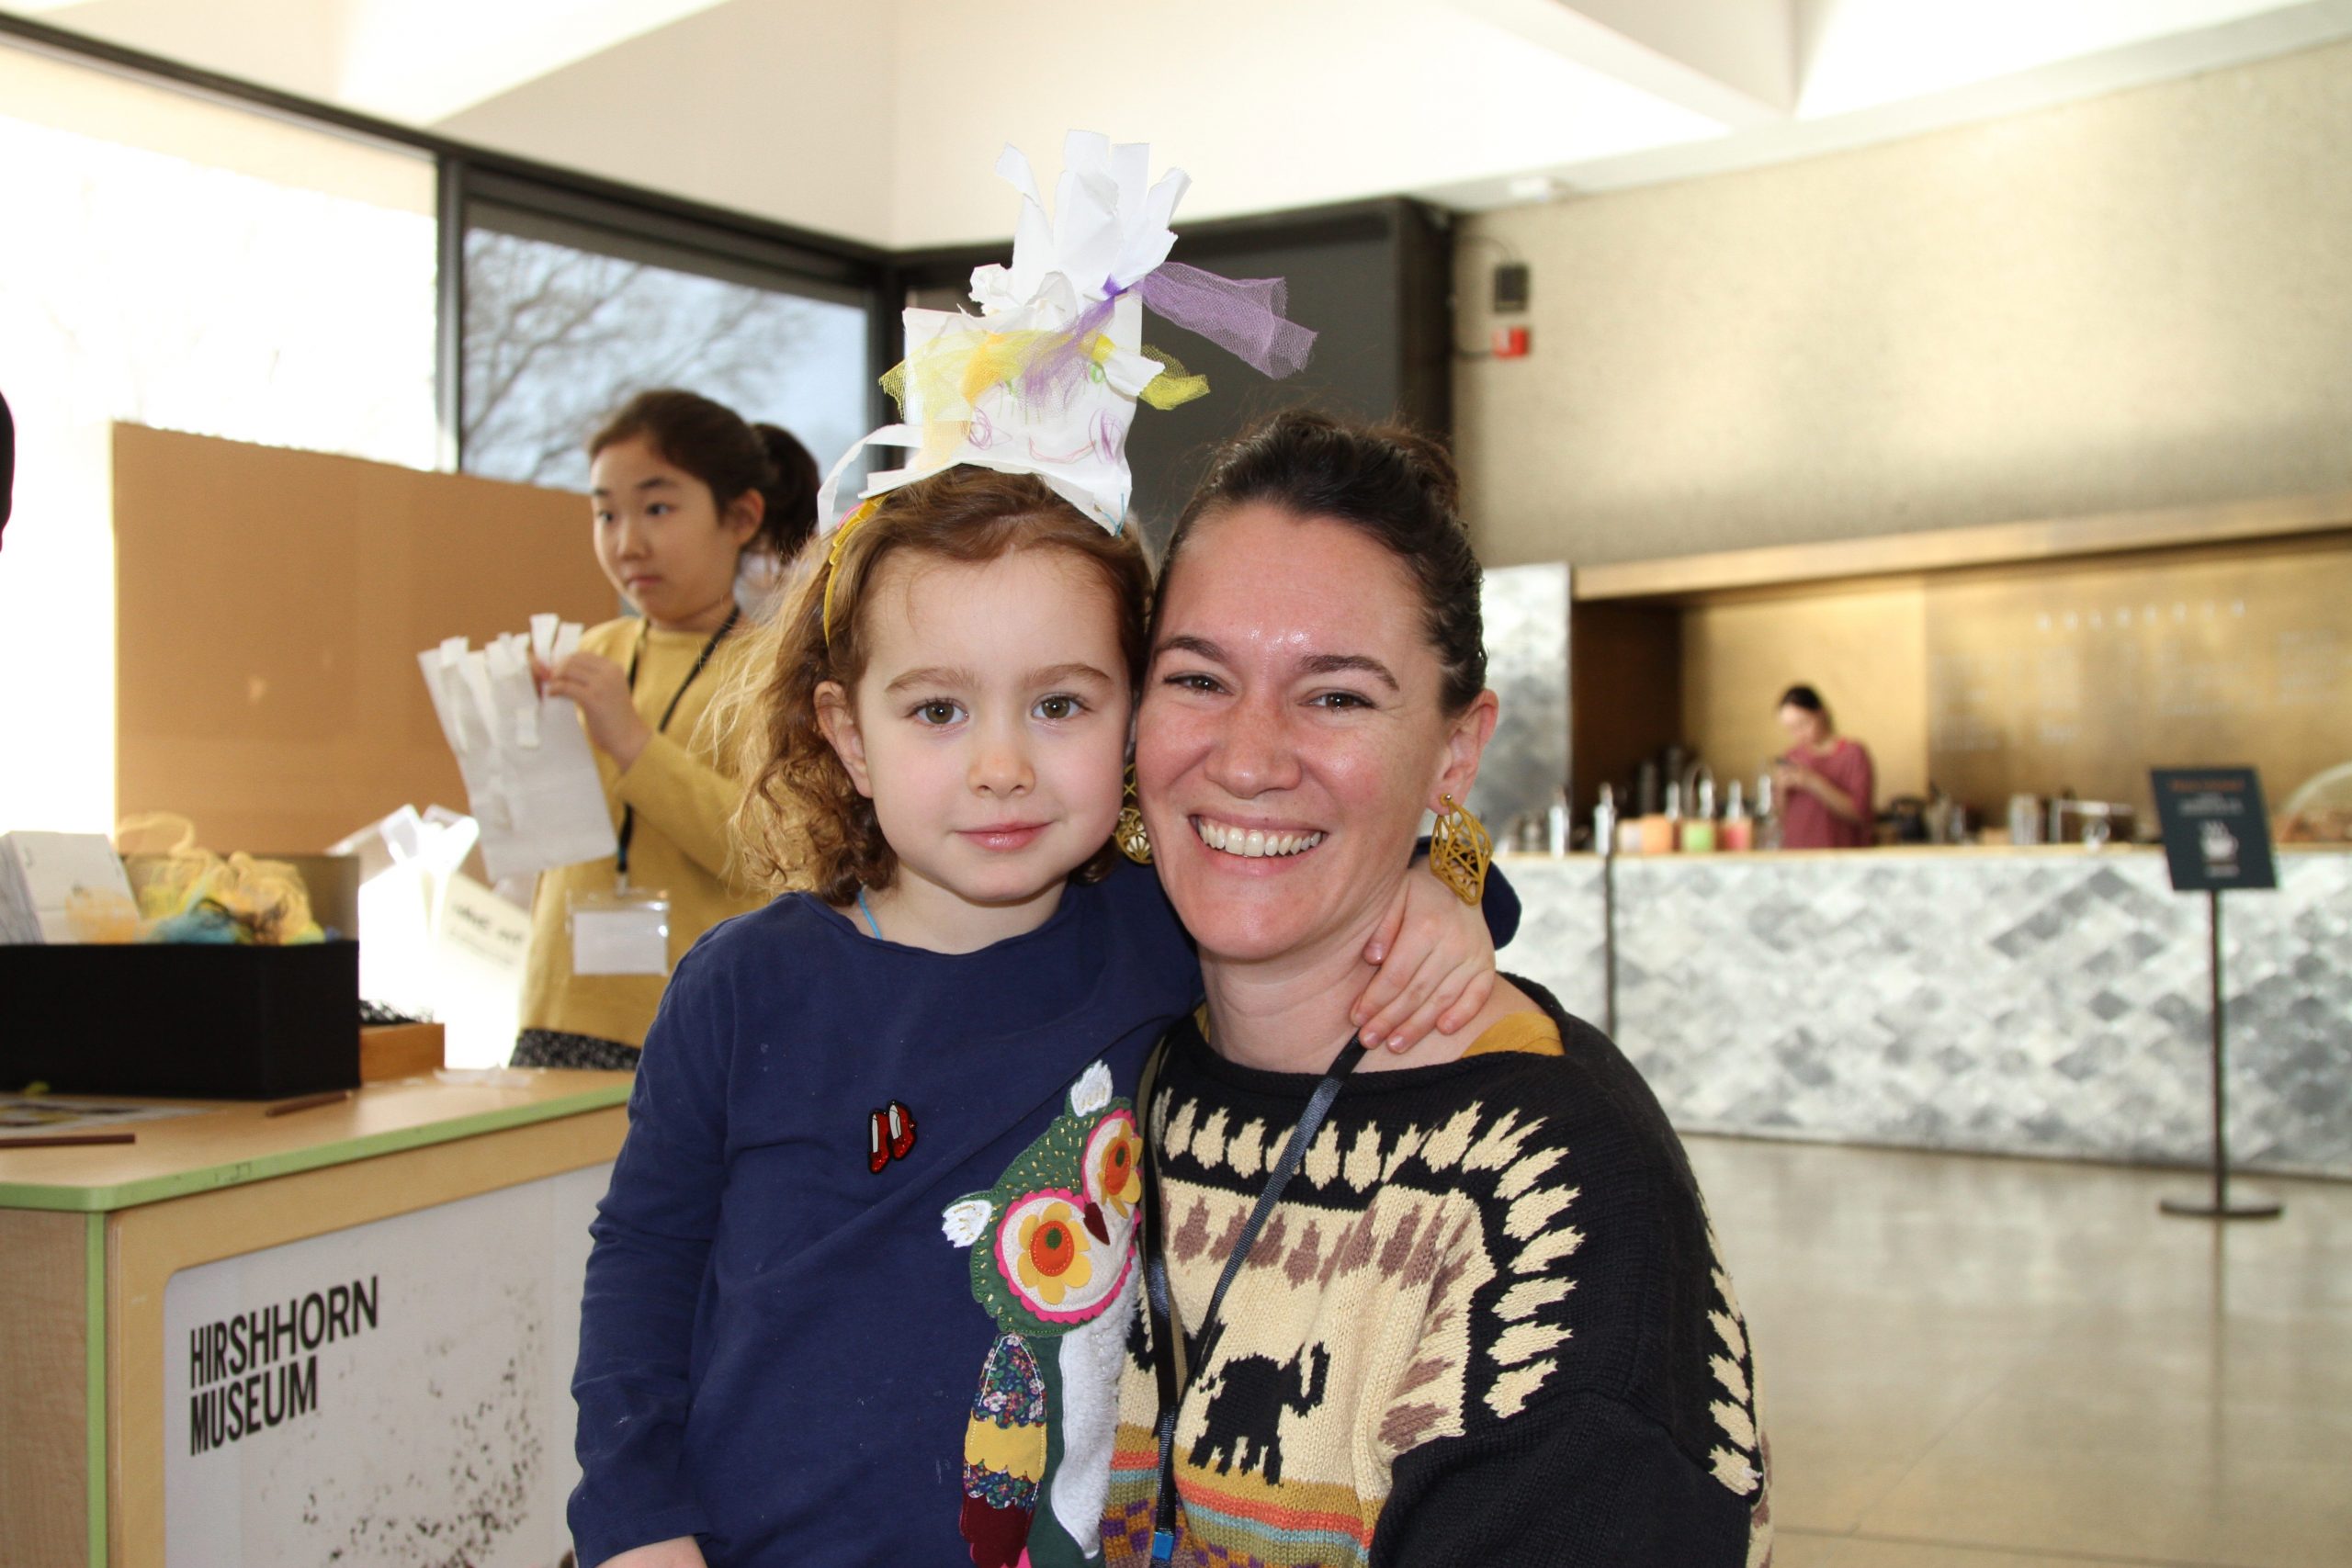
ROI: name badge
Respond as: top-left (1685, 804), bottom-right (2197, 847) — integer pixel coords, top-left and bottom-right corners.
top-left (568, 888), bottom-right (671, 976)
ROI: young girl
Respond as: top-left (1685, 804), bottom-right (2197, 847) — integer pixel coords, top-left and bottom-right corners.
top-left (514, 389), bottom-right (820, 1069)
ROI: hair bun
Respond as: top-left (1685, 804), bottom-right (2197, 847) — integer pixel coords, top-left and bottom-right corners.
top-left (755, 423), bottom-right (821, 558)
top-left (1368, 421), bottom-right (1462, 519)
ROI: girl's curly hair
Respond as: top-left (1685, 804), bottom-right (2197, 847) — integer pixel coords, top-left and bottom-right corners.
top-left (725, 467), bottom-right (1152, 906)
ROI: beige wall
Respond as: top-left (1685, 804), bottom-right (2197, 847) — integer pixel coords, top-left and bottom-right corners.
top-left (1457, 39), bottom-right (2352, 567)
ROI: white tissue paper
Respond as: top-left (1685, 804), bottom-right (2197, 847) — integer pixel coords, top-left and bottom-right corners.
top-left (417, 623), bottom-right (614, 882)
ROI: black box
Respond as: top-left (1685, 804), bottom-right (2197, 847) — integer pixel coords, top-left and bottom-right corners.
top-left (0, 941), bottom-right (359, 1099)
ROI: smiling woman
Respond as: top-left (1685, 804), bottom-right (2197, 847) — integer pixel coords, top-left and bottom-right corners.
top-left (1110, 410), bottom-right (1774, 1568)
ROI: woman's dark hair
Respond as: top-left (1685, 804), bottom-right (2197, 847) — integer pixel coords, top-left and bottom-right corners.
top-left (589, 389), bottom-right (820, 558)
top-left (1162, 408), bottom-right (1487, 714)
top-left (1779, 684), bottom-right (1829, 718)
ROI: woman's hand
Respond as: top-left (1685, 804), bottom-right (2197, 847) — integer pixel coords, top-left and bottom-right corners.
top-left (538, 653), bottom-right (652, 772)
top-left (1774, 761), bottom-right (1815, 798)
top-left (596, 1538), bottom-right (707, 1568)
top-left (1350, 868), bottom-right (1498, 1053)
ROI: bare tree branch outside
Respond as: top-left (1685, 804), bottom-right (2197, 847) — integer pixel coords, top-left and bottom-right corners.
top-left (460, 231), bottom-right (872, 494)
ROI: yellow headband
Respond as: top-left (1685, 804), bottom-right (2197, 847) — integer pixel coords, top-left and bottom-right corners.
top-left (820, 497), bottom-right (882, 643)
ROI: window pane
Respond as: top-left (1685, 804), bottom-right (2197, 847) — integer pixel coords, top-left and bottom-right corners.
top-left (0, 40), bottom-right (438, 835)
top-left (460, 227), bottom-right (873, 494)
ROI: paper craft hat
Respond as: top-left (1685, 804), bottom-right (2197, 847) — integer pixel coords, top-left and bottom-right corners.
top-left (815, 130), bottom-right (1317, 536)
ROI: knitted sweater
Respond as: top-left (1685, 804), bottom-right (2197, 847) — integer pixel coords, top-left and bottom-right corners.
top-left (1102, 981), bottom-right (1770, 1568)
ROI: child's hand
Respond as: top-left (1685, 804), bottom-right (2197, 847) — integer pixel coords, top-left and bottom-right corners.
top-left (540, 651), bottom-right (653, 771)
top-left (597, 1538), bottom-right (707, 1568)
top-left (1351, 868), bottom-right (1498, 1053)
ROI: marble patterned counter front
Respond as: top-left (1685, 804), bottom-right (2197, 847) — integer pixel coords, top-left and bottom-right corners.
top-left (1500, 848), bottom-right (2351, 1179)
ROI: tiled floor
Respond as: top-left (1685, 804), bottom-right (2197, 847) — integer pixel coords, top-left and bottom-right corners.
top-left (1686, 1134), bottom-right (2352, 1568)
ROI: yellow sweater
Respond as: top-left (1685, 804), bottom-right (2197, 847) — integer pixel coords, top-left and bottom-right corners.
top-left (517, 615), bottom-right (766, 1049)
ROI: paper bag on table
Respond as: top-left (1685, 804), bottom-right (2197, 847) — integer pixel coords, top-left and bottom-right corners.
top-left (417, 620), bottom-right (614, 882)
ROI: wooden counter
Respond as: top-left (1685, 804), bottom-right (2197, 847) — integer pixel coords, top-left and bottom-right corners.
top-left (0, 1070), bottom-right (631, 1568)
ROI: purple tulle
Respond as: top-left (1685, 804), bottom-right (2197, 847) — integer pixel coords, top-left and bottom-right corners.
top-left (1002, 261), bottom-right (1317, 416)
top-left (1136, 263), bottom-right (1317, 379)
top-left (1015, 293), bottom-right (1120, 412)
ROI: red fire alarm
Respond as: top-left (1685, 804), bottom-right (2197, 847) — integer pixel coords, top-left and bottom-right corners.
top-left (1490, 325), bottom-right (1531, 359)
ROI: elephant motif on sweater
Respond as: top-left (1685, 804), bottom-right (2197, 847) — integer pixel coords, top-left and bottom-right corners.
top-left (1188, 1342), bottom-right (1331, 1486)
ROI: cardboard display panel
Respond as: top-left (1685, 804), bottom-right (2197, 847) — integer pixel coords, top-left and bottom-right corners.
top-left (112, 425), bottom-right (615, 854)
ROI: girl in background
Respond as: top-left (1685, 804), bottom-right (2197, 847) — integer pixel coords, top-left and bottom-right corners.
top-left (512, 389), bottom-right (819, 1069)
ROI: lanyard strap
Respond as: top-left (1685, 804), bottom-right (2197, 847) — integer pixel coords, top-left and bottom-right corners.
top-left (615, 606), bottom-right (739, 881)
top-left (1144, 1032), bottom-right (1369, 1562)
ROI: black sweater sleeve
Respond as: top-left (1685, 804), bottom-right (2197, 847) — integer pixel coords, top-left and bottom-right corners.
top-left (1372, 1388), bottom-right (1760, 1568)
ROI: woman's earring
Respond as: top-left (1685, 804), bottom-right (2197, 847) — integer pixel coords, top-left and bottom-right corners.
top-left (1430, 793), bottom-right (1491, 905)
top-left (1115, 765), bottom-right (1153, 864)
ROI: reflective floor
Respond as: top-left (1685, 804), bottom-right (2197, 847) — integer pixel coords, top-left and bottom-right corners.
top-left (1687, 1134), bottom-right (2352, 1568)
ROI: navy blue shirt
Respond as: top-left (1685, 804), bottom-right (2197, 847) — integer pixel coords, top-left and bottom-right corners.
top-left (570, 858), bottom-right (1519, 1567)
top-left (571, 863), bottom-right (1198, 1568)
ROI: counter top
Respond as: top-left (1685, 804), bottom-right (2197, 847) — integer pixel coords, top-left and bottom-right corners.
top-left (0, 1070), bottom-right (633, 1213)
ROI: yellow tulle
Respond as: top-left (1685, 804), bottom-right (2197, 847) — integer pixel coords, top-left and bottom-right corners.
top-left (879, 328), bottom-right (1209, 426)
top-left (1137, 344), bottom-right (1208, 409)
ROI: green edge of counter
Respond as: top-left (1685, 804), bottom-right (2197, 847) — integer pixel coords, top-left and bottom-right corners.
top-left (85, 1210), bottom-right (106, 1568)
top-left (0, 1082), bottom-right (635, 1213)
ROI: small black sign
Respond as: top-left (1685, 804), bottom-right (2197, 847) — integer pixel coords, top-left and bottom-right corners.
top-left (2150, 768), bottom-right (2276, 893)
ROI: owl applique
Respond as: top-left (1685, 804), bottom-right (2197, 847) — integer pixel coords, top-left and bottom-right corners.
top-left (941, 1060), bottom-right (1144, 1568)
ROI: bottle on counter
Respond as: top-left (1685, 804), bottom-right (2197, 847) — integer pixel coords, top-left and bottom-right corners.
top-left (1656, 780), bottom-right (1684, 855)
top-left (1721, 778), bottom-right (1754, 852)
top-left (1546, 787), bottom-right (1571, 856)
top-left (1593, 784), bottom-right (1618, 860)
top-left (1683, 775), bottom-right (1719, 853)
top-left (1635, 759), bottom-right (1662, 818)
top-left (1755, 772), bottom-right (1783, 852)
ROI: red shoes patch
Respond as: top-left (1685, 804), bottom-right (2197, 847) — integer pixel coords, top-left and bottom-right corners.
top-left (868, 1101), bottom-right (918, 1173)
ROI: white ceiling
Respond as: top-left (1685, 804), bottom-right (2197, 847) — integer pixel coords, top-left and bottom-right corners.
top-left (16, 0), bottom-right (2352, 247)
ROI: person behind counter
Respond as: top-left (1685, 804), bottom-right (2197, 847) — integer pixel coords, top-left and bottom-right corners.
top-left (1772, 682), bottom-right (1875, 850)
top-left (512, 389), bottom-right (820, 1070)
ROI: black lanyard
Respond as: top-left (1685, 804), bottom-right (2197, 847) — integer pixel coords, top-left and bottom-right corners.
top-left (1142, 1031), bottom-right (1370, 1563)
top-left (615, 605), bottom-right (738, 883)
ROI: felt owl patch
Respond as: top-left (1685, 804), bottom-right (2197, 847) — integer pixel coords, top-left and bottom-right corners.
top-left (943, 1061), bottom-right (1143, 1568)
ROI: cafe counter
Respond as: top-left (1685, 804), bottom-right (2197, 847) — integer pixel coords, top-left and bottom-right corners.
top-left (0, 1069), bottom-right (632, 1568)
top-left (1502, 844), bottom-right (2351, 1178)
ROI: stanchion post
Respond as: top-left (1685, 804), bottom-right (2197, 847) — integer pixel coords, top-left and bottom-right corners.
top-left (2160, 886), bottom-right (2281, 1221)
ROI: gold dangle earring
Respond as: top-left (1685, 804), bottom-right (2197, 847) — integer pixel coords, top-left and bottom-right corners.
top-left (1114, 764), bottom-right (1154, 864)
top-left (1430, 793), bottom-right (1491, 905)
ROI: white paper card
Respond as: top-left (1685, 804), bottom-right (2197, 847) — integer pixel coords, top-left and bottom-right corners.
top-left (569, 894), bottom-right (669, 976)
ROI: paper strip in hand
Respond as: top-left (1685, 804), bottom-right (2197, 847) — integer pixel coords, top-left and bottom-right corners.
top-left (416, 620), bottom-right (613, 882)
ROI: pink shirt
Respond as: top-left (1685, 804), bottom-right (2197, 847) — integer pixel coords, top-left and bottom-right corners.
top-left (1781, 737), bottom-right (1875, 850)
